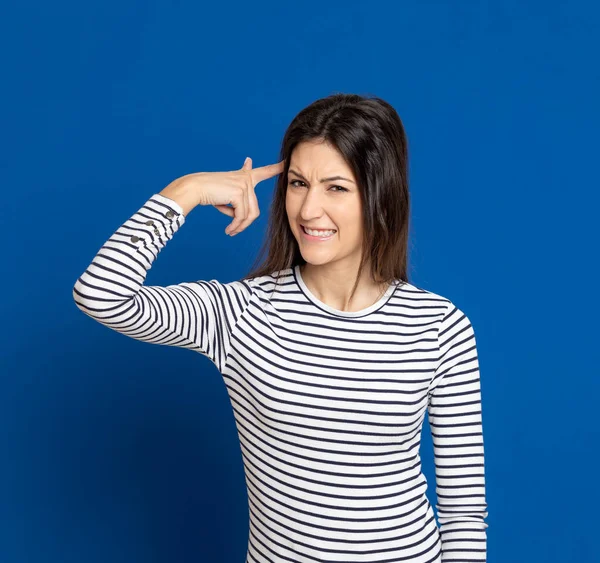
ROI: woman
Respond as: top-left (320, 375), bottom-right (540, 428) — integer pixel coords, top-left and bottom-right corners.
top-left (73, 93), bottom-right (488, 562)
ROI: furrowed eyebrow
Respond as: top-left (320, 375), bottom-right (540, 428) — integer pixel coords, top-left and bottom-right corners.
top-left (288, 168), bottom-right (355, 184)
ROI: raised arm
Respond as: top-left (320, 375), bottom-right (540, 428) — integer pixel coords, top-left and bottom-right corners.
top-left (427, 302), bottom-right (489, 562)
top-left (72, 159), bottom-right (284, 372)
top-left (72, 193), bottom-right (254, 372)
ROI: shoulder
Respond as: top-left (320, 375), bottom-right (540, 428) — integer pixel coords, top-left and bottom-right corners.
top-left (239, 267), bottom-right (294, 296)
top-left (395, 279), bottom-right (452, 310)
top-left (394, 280), bottom-right (471, 329)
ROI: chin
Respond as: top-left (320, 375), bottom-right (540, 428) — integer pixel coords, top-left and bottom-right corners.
top-left (300, 255), bottom-right (336, 266)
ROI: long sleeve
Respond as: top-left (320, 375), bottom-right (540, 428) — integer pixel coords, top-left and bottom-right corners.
top-left (72, 193), bottom-right (254, 372)
top-left (427, 302), bottom-right (489, 562)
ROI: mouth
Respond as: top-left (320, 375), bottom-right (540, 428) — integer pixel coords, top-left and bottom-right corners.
top-left (300, 225), bottom-right (337, 241)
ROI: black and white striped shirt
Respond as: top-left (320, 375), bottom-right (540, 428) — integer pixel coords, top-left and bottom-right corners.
top-left (73, 193), bottom-right (488, 563)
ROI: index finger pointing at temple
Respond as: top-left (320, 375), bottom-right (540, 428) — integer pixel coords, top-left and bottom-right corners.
top-left (251, 160), bottom-right (285, 186)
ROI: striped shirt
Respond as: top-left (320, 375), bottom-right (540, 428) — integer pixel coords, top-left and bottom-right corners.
top-left (73, 193), bottom-right (489, 563)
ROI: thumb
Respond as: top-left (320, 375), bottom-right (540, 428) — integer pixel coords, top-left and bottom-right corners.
top-left (242, 156), bottom-right (253, 170)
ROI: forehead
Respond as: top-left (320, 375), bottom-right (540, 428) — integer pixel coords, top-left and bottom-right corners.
top-left (289, 140), bottom-right (351, 172)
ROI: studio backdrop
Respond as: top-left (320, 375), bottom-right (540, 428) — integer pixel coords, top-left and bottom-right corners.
top-left (2, 1), bottom-right (598, 562)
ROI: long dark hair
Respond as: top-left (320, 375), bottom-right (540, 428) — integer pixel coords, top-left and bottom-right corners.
top-left (242, 92), bottom-right (411, 303)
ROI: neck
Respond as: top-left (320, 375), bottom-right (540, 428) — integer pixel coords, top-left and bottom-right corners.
top-left (299, 263), bottom-right (390, 312)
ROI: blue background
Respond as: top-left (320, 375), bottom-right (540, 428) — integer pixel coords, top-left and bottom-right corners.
top-left (2, 1), bottom-right (598, 562)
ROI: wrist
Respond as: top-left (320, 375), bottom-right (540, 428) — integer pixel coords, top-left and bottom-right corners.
top-left (159, 175), bottom-right (200, 216)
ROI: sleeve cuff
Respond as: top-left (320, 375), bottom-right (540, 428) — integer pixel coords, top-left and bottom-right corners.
top-left (151, 192), bottom-right (186, 217)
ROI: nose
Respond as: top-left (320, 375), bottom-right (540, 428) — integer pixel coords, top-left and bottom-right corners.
top-left (298, 188), bottom-right (327, 223)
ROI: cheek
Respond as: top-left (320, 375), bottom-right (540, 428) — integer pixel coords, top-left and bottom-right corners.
top-left (339, 209), bottom-right (363, 233)
top-left (284, 197), bottom-right (297, 233)
top-left (343, 222), bottom-right (363, 246)
top-left (285, 192), bottom-right (294, 213)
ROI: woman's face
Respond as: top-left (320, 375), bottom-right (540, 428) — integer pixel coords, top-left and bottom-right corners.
top-left (285, 139), bottom-right (363, 269)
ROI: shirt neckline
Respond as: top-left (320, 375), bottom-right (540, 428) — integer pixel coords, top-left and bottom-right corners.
top-left (293, 264), bottom-right (399, 318)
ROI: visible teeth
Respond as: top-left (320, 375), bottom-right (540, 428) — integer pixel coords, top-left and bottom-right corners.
top-left (305, 227), bottom-right (336, 237)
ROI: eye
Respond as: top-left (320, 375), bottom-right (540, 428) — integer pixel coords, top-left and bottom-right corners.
top-left (288, 180), bottom-right (348, 192)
